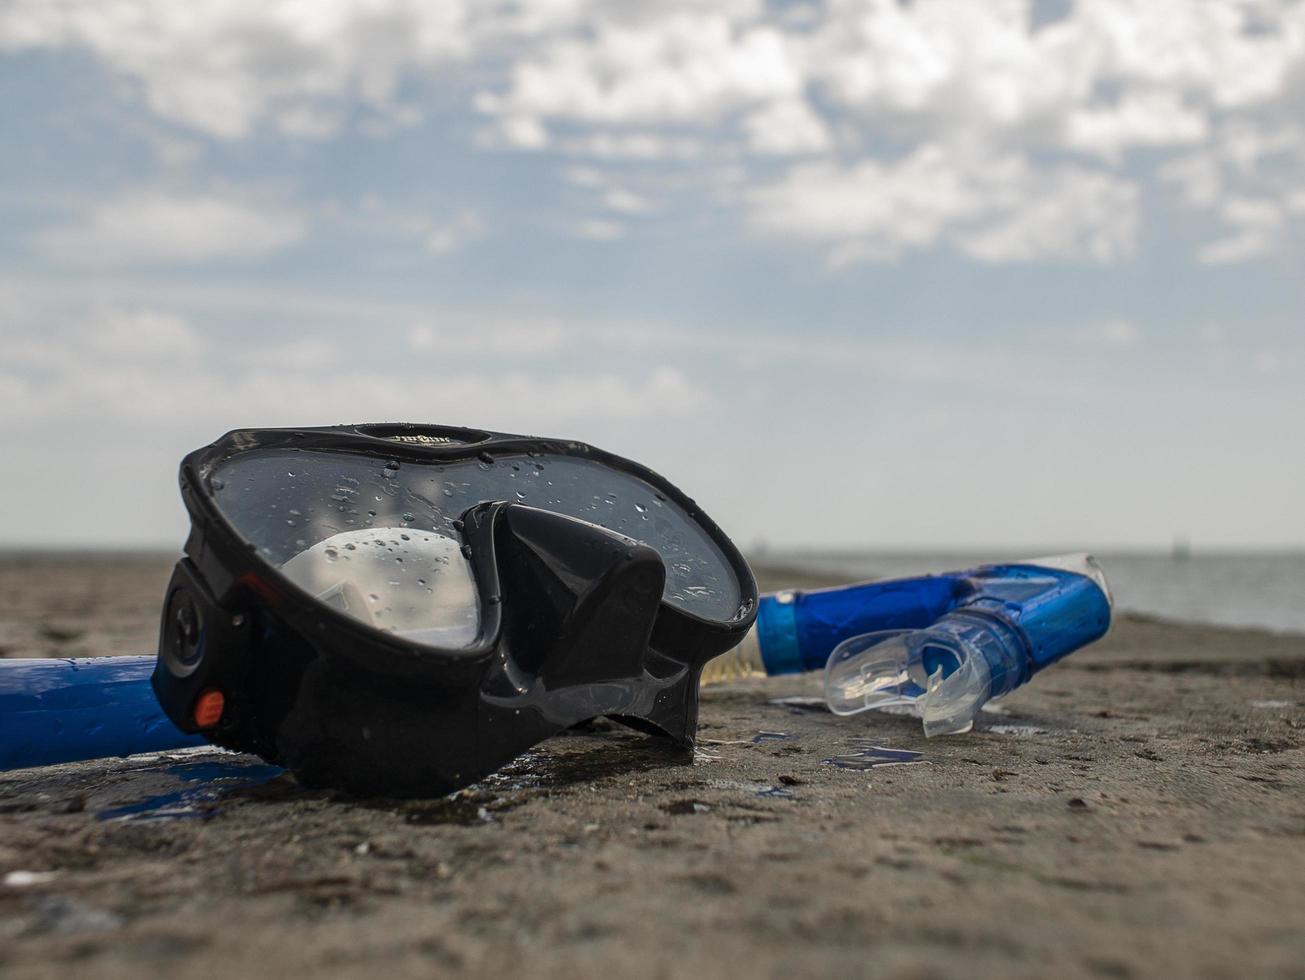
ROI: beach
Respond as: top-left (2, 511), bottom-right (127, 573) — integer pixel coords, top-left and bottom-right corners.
top-left (1, 554), bottom-right (1303, 979)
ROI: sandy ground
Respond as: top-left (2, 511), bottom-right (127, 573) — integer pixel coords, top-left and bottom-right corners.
top-left (1, 553), bottom-right (1303, 979)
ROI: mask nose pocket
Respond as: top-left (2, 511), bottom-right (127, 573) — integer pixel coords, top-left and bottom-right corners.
top-left (488, 503), bottom-right (666, 688)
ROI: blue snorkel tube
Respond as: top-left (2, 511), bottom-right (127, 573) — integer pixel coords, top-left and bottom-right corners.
top-left (705, 554), bottom-right (1113, 735)
top-left (0, 657), bottom-right (203, 771)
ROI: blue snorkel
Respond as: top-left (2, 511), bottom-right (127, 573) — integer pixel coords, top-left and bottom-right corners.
top-left (0, 657), bottom-right (203, 770)
top-left (704, 554), bottom-right (1113, 735)
top-left (0, 554), bottom-right (1112, 774)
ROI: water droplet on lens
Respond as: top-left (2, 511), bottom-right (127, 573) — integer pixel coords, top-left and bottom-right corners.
top-left (211, 478), bottom-right (225, 491)
top-left (402, 513), bottom-right (414, 523)
top-left (324, 548), bottom-right (338, 561)
top-left (515, 491), bottom-right (526, 500)
top-left (634, 503), bottom-right (647, 514)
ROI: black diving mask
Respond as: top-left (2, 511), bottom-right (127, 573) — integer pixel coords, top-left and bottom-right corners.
top-left (152, 424), bottom-right (758, 797)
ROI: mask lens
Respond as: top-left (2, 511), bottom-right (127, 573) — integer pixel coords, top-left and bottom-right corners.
top-left (278, 527), bottom-right (480, 647)
top-left (207, 447), bottom-right (743, 625)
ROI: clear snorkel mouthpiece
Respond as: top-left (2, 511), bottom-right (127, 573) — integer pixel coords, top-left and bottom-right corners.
top-left (824, 554), bottom-right (1113, 736)
top-left (824, 618), bottom-right (999, 736)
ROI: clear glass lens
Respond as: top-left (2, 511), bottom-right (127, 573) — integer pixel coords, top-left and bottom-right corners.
top-left (278, 527), bottom-right (480, 646)
top-left (208, 448), bottom-right (743, 631)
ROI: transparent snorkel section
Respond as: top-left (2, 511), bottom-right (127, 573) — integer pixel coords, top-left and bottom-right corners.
top-left (824, 554), bottom-right (1113, 736)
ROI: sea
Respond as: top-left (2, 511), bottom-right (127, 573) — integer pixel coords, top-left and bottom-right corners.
top-left (767, 550), bottom-right (1305, 636)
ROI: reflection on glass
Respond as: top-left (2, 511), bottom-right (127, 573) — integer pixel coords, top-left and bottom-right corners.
top-left (278, 527), bottom-right (480, 647)
top-left (210, 448), bottom-right (742, 621)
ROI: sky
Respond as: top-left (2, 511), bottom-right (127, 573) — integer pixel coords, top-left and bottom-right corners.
top-left (0, 0), bottom-right (1302, 553)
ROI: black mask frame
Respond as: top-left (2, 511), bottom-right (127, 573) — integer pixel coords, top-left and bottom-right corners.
top-left (152, 424), bottom-right (758, 797)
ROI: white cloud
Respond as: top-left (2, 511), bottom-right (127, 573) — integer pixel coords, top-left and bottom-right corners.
top-left (747, 144), bottom-right (1139, 265)
top-left (425, 210), bottom-right (486, 254)
top-left (37, 188), bottom-right (305, 266)
top-left (1198, 195), bottom-right (1285, 263)
top-left (0, 284), bottom-right (720, 430)
top-left (88, 308), bottom-right (207, 358)
top-left (1063, 89), bottom-right (1209, 159)
top-left (232, 337), bottom-right (341, 370)
top-left (602, 188), bottom-right (657, 215)
top-left (0, 350), bottom-right (712, 430)
top-left (334, 195), bottom-right (486, 255)
top-left (573, 218), bottom-right (624, 241)
top-left (493, 114), bottom-right (551, 149)
top-left (0, 0), bottom-right (474, 140)
top-left (805, 0), bottom-right (1086, 129)
top-left (1070, 319), bottom-right (1141, 349)
top-left (748, 146), bottom-right (983, 261)
top-left (477, 12), bottom-right (802, 128)
top-left (742, 97), bottom-right (832, 155)
top-left (408, 319), bottom-right (568, 356)
top-left (557, 132), bottom-right (706, 160)
top-left (1160, 150), bottom-right (1224, 209)
top-left (5, 0), bottom-right (1305, 267)
top-left (958, 166), bottom-right (1139, 264)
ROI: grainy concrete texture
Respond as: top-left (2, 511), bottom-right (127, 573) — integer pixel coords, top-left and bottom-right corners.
top-left (1, 554), bottom-right (1302, 979)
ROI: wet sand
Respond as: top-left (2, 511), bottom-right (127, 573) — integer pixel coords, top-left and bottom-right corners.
top-left (1, 554), bottom-right (1303, 979)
